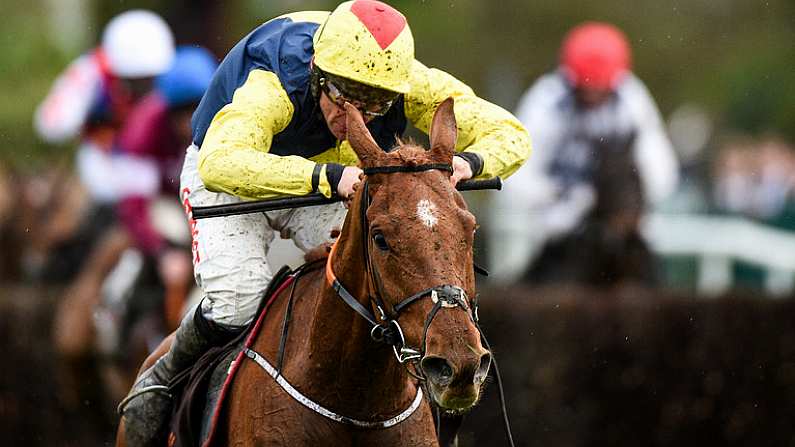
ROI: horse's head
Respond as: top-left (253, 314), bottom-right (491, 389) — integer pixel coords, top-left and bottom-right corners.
top-left (590, 131), bottom-right (643, 232)
top-left (342, 99), bottom-right (491, 413)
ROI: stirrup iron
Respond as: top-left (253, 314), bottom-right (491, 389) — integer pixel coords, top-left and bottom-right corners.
top-left (117, 385), bottom-right (172, 415)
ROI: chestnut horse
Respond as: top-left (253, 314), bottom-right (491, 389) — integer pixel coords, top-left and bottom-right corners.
top-left (119, 98), bottom-right (491, 446)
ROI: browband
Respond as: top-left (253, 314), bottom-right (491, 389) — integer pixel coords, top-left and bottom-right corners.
top-left (363, 163), bottom-right (452, 175)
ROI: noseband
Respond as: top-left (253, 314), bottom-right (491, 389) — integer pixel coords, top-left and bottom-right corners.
top-left (325, 163), bottom-right (480, 379)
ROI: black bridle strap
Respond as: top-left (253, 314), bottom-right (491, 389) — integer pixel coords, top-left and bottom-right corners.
top-left (363, 163), bottom-right (452, 175)
top-left (330, 278), bottom-right (379, 327)
top-left (392, 284), bottom-right (468, 316)
top-left (325, 236), bottom-right (380, 327)
top-left (326, 179), bottom-right (470, 339)
top-left (334, 175), bottom-right (475, 325)
top-left (392, 287), bottom-right (437, 315)
top-left (360, 182), bottom-right (391, 318)
top-left (420, 300), bottom-right (444, 356)
top-left (274, 259), bottom-right (326, 374)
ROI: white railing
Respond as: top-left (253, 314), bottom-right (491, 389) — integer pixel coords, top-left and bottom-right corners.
top-left (642, 213), bottom-right (795, 295)
top-left (487, 211), bottom-right (795, 296)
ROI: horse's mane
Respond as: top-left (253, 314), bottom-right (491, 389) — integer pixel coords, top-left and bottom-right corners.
top-left (388, 136), bottom-right (416, 152)
top-left (387, 136), bottom-right (441, 167)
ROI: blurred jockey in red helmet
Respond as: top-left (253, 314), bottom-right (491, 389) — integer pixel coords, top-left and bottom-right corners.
top-left (503, 21), bottom-right (679, 281)
top-left (561, 22), bottom-right (631, 92)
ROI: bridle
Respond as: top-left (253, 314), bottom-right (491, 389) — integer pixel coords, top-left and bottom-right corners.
top-left (197, 160), bottom-right (514, 443)
top-left (324, 163), bottom-right (481, 380)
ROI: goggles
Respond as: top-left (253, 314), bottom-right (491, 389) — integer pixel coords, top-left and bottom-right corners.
top-left (319, 75), bottom-right (399, 119)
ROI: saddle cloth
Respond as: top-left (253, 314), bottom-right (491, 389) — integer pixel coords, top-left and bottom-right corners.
top-left (169, 265), bottom-right (297, 447)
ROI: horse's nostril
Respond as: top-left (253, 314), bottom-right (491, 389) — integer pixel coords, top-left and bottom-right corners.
top-left (475, 352), bottom-right (491, 383)
top-left (421, 356), bottom-right (454, 385)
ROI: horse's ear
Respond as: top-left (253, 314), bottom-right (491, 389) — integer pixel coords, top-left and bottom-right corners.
top-left (429, 97), bottom-right (457, 161)
top-left (345, 103), bottom-right (382, 167)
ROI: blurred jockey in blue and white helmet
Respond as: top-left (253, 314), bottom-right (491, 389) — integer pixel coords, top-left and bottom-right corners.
top-left (34, 9), bottom-right (175, 204)
top-left (102, 10), bottom-right (175, 80)
top-left (156, 46), bottom-right (217, 110)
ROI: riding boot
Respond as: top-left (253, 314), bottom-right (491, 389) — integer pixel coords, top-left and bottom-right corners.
top-left (118, 306), bottom-right (236, 446)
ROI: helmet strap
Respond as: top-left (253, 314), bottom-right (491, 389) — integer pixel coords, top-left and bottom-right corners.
top-left (309, 63), bottom-right (323, 102)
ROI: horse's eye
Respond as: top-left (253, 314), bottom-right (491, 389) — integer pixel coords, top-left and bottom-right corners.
top-left (373, 232), bottom-right (390, 251)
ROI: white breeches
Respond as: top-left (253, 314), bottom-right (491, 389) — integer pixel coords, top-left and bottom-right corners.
top-left (180, 145), bottom-right (347, 328)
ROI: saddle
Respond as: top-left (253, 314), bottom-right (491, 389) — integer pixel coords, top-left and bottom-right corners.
top-left (168, 264), bottom-right (302, 447)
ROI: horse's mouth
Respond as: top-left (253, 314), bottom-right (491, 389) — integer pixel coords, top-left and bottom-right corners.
top-left (425, 382), bottom-right (482, 414)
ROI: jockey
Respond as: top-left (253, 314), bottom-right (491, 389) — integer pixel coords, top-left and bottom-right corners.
top-left (32, 10), bottom-right (174, 282)
top-left (504, 22), bottom-right (678, 256)
top-left (114, 46), bottom-right (219, 329)
top-left (119, 1), bottom-right (531, 444)
top-left (35, 8), bottom-right (175, 426)
top-left (34, 9), bottom-right (175, 204)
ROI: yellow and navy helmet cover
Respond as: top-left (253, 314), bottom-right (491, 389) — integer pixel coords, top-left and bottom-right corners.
top-left (190, 7), bottom-right (408, 155)
top-left (313, 0), bottom-right (414, 94)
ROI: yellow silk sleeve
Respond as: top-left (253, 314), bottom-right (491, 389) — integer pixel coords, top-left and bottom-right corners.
top-left (404, 60), bottom-right (531, 179)
top-left (198, 69), bottom-right (334, 199)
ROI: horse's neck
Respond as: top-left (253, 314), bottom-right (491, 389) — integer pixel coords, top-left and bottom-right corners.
top-left (301, 209), bottom-right (416, 417)
top-left (592, 140), bottom-right (643, 216)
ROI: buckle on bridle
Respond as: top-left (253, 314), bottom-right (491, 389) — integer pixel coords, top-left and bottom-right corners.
top-left (370, 324), bottom-right (387, 343)
top-left (388, 320), bottom-right (421, 363)
top-left (375, 304), bottom-right (387, 321)
top-left (430, 290), bottom-right (451, 308)
top-left (369, 320), bottom-right (407, 347)
top-left (369, 320), bottom-right (421, 363)
top-left (430, 286), bottom-right (469, 310)
top-left (395, 346), bottom-right (422, 363)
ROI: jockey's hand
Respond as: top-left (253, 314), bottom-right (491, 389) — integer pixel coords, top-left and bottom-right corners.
top-left (451, 155), bottom-right (473, 187)
top-left (337, 166), bottom-right (363, 206)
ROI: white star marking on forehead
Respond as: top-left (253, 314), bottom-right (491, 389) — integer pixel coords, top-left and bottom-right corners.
top-left (417, 199), bottom-right (438, 228)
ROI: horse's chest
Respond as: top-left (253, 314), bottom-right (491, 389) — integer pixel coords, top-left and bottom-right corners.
top-left (224, 377), bottom-right (438, 446)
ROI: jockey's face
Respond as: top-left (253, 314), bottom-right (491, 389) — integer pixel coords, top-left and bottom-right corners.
top-left (319, 91), bottom-right (376, 141)
top-left (575, 86), bottom-right (613, 108)
top-left (121, 77), bottom-right (155, 101)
